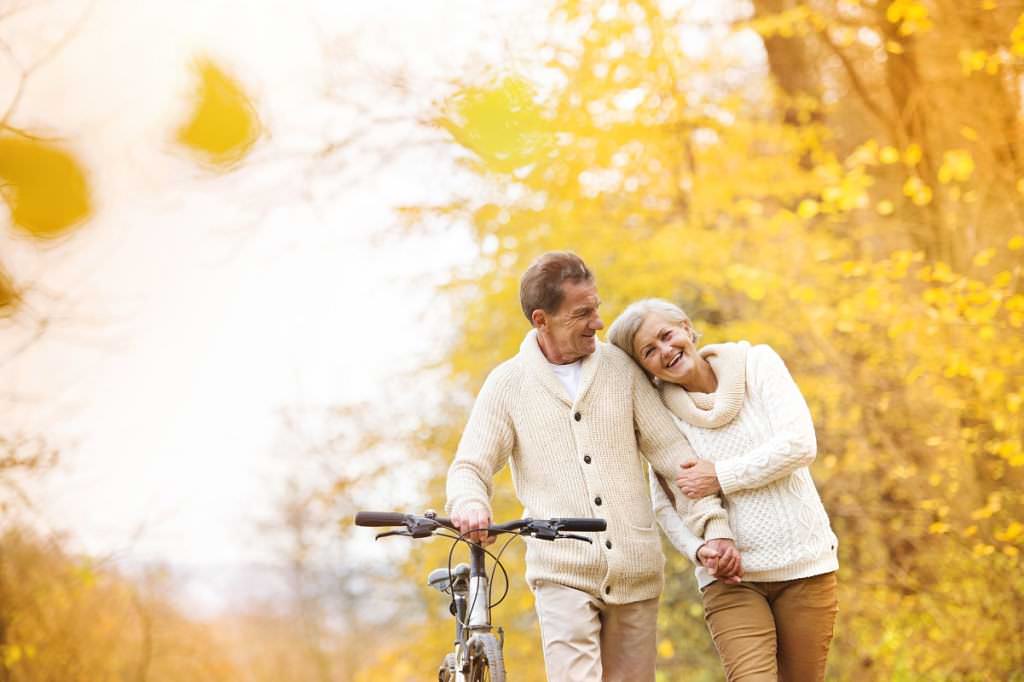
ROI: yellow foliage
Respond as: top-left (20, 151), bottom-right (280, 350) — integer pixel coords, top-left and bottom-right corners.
top-left (886, 0), bottom-right (934, 35)
top-left (1012, 12), bottom-right (1024, 56)
top-left (938, 149), bottom-right (975, 184)
top-left (387, 1), bottom-right (1024, 678)
top-left (176, 58), bottom-right (261, 168)
top-left (0, 136), bottom-right (92, 238)
top-left (437, 76), bottom-right (551, 174)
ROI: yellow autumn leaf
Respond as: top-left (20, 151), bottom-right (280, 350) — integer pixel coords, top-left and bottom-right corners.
top-left (994, 522), bottom-right (1023, 543)
top-left (903, 143), bottom-right (923, 166)
top-left (797, 198), bottom-right (820, 218)
top-left (972, 248), bottom-right (995, 267)
top-left (880, 146), bottom-right (900, 164)
top-left (438, 75), bottom-right (551, 174)
top-left (176, 58), bottom-right (261, 168)
top-left (0, 136), bottom-right (92, 238)
top-left (938, 149), bottom-right (975, 184)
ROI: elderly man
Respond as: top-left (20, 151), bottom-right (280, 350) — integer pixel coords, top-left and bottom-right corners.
top-left (446, 251), bottom-right (737, 682)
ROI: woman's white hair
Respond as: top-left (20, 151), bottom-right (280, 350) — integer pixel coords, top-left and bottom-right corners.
top-left (606, 298), bottom-right (697, 363)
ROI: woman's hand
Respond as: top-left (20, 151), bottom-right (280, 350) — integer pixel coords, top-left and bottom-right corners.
top-left (676, 459), bottom-right (721, 499)
top-left (697, 538), bottom-right (743, 584)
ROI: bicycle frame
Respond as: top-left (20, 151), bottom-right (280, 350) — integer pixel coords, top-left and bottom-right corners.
top-left (445, 542), bottom-right (501, 682)
top-left (354, 511), bottom-right (605, 682)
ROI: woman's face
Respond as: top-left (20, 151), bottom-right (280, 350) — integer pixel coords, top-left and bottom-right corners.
top-left (632, 313), bottom-right (699, 385)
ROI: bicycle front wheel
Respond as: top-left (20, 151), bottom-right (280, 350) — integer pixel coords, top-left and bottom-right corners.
top-left (467, 634), bottom-right (505, 682)
top-left (438, 652), bottom-right (457, 682)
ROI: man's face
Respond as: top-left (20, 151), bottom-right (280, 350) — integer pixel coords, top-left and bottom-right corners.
top-left (536, 279), bottom-right (604, 363)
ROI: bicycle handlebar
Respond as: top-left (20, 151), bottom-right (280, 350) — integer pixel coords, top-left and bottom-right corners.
top-left (353, 511), bottom-right (607, 537)
top-left (549, 517), bottom-right (607, 533)
top-left (353, 511), bottom-right (409, 527)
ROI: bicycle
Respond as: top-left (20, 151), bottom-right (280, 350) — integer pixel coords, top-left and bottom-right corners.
top-left (354, 510), bottom-right (606, 682)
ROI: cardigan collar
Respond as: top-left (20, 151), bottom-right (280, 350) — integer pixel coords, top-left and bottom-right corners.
top-left (659, 341), bottom-right (750, 428)
top-left (519, 328), bottom-right (601, 408)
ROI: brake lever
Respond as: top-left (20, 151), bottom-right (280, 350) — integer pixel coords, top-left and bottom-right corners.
top-left (375, 530), bottom-right (413, 541)
top-left (558, 533), bottom-right (592, 544)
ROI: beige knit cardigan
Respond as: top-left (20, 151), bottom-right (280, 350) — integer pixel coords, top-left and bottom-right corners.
top-left (446, 330), bottom-right (733, 604)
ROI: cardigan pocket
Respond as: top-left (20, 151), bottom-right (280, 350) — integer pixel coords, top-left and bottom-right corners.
top-left (619, 524), bottom-right (665, 578)
top-left (626, 520), bottom-right (658, 534)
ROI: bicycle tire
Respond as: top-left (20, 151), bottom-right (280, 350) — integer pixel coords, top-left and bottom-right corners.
top-left (438, 652), bottom-right (457, 681)
top-left (467, 633), bottom-right (505, 682)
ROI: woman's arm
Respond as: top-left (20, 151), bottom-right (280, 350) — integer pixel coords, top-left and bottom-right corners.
top-left (712, 345), bottom-right (818, 495)
top-left (628, 357), bottom-right (735, 541)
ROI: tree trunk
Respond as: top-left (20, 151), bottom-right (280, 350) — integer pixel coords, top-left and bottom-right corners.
top-left (752, 0), bottom-right (824, 169)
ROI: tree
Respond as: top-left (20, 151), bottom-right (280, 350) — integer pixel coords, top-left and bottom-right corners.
top-left (346, 1), bottom-right (1024, 678)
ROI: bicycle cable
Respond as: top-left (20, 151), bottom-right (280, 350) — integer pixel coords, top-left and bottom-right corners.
top-left (486, 532), bottom-right (518, 610)
top-left (442, 528), bottom-right (515, 630)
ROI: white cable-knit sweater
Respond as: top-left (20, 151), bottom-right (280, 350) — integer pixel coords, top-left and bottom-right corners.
top-left (652, 343), bottom-right (839, 588)
top-left (446, 330), bottom-right (734, 604)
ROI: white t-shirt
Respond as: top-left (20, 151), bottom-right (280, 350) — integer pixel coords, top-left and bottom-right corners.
top-left (548, 359), bottom-right (583, 401)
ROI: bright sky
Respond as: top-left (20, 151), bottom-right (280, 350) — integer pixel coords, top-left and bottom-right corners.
top-left (1, 0), bottom-right (549, 606)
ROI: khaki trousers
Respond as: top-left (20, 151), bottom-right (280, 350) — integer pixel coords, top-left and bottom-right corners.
top-left (532, 580), bottom-right (659, 682)
top-left (702, 572), bottom-right (838, 682)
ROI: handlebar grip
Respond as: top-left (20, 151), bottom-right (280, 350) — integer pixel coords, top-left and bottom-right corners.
top-left (354, 511), bottom-right (408, 527)
top-left (552, 517), bottom-right (607, 532)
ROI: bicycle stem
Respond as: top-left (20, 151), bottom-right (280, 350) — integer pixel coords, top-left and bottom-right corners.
top-left (466, 542), bottom-right (491, 632)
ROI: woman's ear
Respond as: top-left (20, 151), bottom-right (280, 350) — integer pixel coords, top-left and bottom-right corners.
top-left (681, 319), bottom-right (697, 343)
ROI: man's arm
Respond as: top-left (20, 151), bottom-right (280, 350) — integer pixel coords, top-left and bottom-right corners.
top-left (651, 470), bottom-right (743, 581)
top-left (445, 368), bottom-right (516, 540)
top-left (630, 358), bottom-right (734, 541)
top-left (649, 467), bottom-right (705, 564)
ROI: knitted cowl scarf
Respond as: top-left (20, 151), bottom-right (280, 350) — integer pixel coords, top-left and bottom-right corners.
top-left (658, 341), bottom-right (751, 429)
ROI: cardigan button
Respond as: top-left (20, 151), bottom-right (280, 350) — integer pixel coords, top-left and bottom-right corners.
top-left (604, 585), bottom-right (611, 595)
top-left (605, 540), bottom-right (612, 549)
top-left (583, 455), bottom-right (591, 464)
top-left (594, 496), bottom-right (602, 506)
top-left (574, 412), bottom-right (581, 422)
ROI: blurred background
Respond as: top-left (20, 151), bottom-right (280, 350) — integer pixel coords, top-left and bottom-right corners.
top-left (1, 0), bottom-right (1022, 680)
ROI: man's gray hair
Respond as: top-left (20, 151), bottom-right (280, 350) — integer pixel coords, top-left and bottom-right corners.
top-left (607, 298), bottom-right (693, 362)
top-left (519, 251), bottom-right (594, 322)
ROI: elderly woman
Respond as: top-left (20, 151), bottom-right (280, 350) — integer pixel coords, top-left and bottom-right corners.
top-left (607, 299), bottom-right (839, 682)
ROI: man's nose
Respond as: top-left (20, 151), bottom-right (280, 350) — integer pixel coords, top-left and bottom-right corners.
top-left (592, 315), bottom-right (605, 330)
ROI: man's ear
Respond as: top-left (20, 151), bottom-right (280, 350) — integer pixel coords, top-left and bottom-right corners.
top-left (531, 308), bottom-right (547, 329)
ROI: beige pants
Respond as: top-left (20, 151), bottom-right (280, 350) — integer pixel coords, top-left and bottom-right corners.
top-left (532, 580), bottom-right (659, 682)
top-left (702, 572), bottom-right (838, 682)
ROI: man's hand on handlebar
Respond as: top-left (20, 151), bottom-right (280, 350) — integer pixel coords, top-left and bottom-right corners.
top-left (451, 505), bottom-right (495, 546)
